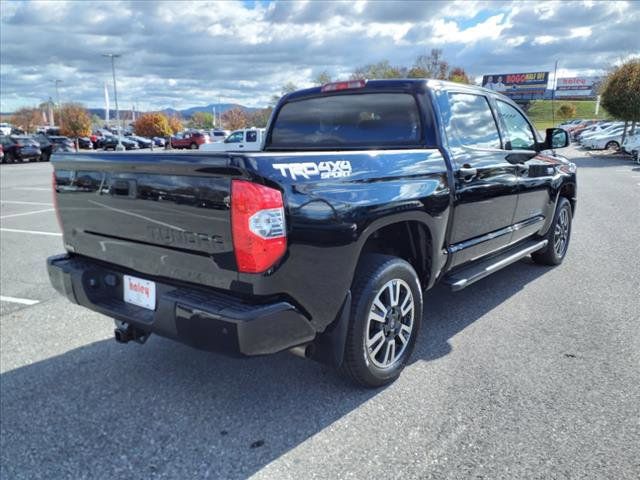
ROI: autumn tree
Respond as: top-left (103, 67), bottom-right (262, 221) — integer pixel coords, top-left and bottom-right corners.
top-left (249, 108), bottom-right (273, 128)
top-left (189, 112), bottom-right (214, 129)
top-left (10, 107), bottom-right (41, 133)
top-left (351, 60), bottom-right (405, 80)
top-left (448, 67), bottom-right (471, 84)
top-left (133, 112), bottom-right (172, 137)
top-left (59, 103), bottom-right (92, 148)
top-left (167, 114), bottom-right (183, 134)
top-left (557, 103), bottom-right (577, 121)
top-left (221, 107), bottom-right (249, 130)
top-left (600, 58), bottom-right (640, 142)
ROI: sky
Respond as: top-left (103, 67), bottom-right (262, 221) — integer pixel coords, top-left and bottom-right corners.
top-left (0, 0), bottom-right (638, 112)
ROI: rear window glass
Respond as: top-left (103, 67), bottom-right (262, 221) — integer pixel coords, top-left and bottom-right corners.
top-left (269, 93), bottom-right (421, 149)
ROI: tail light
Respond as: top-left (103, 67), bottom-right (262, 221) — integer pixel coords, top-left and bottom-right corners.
top-left (231, 180), bottom-right (286, 273)
top-left (321, 79), bottom-right (366, 93)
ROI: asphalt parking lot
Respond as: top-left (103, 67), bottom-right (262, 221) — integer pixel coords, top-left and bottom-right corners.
top-left (1, 146), bottom-right (639, 479)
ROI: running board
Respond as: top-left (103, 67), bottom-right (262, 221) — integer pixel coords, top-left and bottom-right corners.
top-left (443, 239), bottom-right (548, 291)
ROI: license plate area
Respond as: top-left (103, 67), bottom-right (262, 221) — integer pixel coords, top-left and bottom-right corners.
top-left (123, 275), bottom-right (156, 310)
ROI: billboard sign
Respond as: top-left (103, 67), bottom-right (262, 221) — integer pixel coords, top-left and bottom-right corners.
top-left (482, 72), bottom-right (549, 100)
top-left (555, 76), bottom-right (601, 99)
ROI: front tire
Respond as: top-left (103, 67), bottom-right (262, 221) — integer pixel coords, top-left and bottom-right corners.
top-left (532, 197), bottom-right (572, 266)
top-left (605, 141), bottom-right (619, 151)
top-left (190, 142), bottom-right (198, 150)
top-left (341, 255), bottom-right (423, 388)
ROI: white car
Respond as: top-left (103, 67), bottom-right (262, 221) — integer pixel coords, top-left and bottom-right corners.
top-left (208, 130), bottom-right (230, 143)
top-left (621, 133), bottom-right (640, 155)
top-left (199, 128), bottom-right (265, 152)
top-left (587, 130), bottom-right (625, 150)
top-left (579, 123), bottom-right (624, 144)
top-left (0, 123), bottom-right (12, 135)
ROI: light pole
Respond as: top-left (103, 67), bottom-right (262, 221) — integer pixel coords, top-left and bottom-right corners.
top-left (53, 79), bottom-right (62, 126)
top-left (102, 53), bottom-right (124, 151)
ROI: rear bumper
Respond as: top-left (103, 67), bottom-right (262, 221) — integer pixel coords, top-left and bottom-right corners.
top-left (47, 254), bottom-right (316, 356)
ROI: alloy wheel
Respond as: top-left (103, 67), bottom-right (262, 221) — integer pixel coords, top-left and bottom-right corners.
top-left (553, 208), bottom-right (570, 257)
top-left (365, 278), bottom-right (415, 369)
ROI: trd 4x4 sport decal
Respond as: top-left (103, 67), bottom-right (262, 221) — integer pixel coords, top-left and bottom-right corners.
top-left (272, 161), bottom-right (352, 180)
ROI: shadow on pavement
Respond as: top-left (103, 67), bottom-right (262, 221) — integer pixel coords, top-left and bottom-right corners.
top-left (0, 259), bottom-right (549, 479)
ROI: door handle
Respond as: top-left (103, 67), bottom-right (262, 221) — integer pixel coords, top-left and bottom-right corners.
top-left (239, 144), bottom-right (244, 148)
top-left (458, 165), bottom-right (477, 181)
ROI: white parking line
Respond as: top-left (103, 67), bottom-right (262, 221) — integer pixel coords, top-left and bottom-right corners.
top-left (0, 200), bottom-right (53, 206)
top-left (0, 228), bottom-right (62, 237)
top-left (0, 208), bottom-right (55, 219)
top-left (0, 295), bottom-right (39, 306)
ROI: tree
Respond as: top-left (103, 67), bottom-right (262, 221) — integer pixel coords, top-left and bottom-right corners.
top-left (189, 112), bottom-right (214, 129)
top-left (271, 82), bottom-right (299, 107)
top-left (133, 112), bottom-right (172, 138)
top-left (10, 107), bottom-right (41, 133)
top-left (557, 103), bottom-right (577, 121)
top-left (222, 107), bottom-right (249, 130)
top-left (167, 114), bottom-right (183, 134)
top-left (350, 60), bottom-right (405, 80)
top-left (448, 67), bottom-right (471, 84)
top-left (600, 59), bottom-right (640, 144)
top-left (249, 108), bottom-right (273, 128)
top-left (313, 71), bottom-right (332, 85)
top-left (59, 103), bottom-right (92, 148)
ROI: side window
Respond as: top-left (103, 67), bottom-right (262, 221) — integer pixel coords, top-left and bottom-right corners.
top-left (246, 131), bottom-right (257, 143)
top-left (226, 132), bottom-right (243, 143)
top-left (496, 101), bottom-right (536, 150)
top-left (445, 93), bottom-right (501, 149)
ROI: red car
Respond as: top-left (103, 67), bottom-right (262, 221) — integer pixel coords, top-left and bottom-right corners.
top-left (170, 131), bottom-right (209, 149)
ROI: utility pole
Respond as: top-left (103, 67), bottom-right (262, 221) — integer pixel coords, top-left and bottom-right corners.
top-left (102, 53), bottom-right (124, 151)
top-left (551, 60), bottom-right (558, 126)
top-left (53, 79), bottom-right (63, 126)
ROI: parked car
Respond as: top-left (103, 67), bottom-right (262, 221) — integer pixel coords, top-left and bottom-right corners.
top-left (76, 137), bottom-right (93, 150)
top-left (200, 128), bottom-right (264, 152)
top-left (0, 144), bottom-right (4, 162)
top-left (208, 130), bottom-right (230, 143)
top-left (569, 120), bottom-right (599, 139)
top-left (575, 122), bottom-right (618, 141)
top-left (621, 133), bottom-right (640, 155)
top-left (585, 129), bottom-right (625, 150)
top-left (152, 137), bottom-right (166, 147)
top-left (170, 131), bottom-right (209, 149)
top-left (0, 135), bottom-right (42, 163)
top-left (32, 133), bottom-right (55, 161)
top-left (128, 135), bottom-right (153, 149)
top-left (48, 136), bottom-right (76, 153)
top-left (48, 79), bottom-right (575, 387)
top-left (0, 123), bottom-right (13, 135)
top-left (101, 136), bottom-right (139, 151)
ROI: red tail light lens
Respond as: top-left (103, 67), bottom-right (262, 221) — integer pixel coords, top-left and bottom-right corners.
top-left (231, 180), bottom-right (286, 273)
top-left (321, 79), bottom-right (366, 92)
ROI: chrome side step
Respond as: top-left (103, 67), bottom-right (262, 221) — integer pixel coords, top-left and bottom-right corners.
top-left (443, 239), bottom-right (548, 291)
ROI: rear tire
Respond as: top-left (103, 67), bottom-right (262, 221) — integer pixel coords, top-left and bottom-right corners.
top-left (532, 197), bottom-right (572, 266)
top-left (190, 142), bottom-right (198, 150)
top-left (605, 141), bottom-right (619, 151)
top-left (340, 254), bottom-right (423, 388)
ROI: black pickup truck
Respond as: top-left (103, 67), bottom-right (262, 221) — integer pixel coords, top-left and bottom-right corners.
top-left (48, 79), bottom-right (576, 387)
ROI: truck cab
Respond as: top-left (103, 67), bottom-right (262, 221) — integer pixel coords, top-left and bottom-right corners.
top-left (200, 128), bottom-right (265, 152)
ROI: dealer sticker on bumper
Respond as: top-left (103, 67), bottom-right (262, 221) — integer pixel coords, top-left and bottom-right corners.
top-left (123, 275), bottom-right (156, 310)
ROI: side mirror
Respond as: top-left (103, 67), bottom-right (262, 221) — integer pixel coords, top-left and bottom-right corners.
top-left (543, 128), bottom-right (569, 150)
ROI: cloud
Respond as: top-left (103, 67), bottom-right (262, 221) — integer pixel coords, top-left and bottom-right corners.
top-left (0, 0), bottom-right (638, 112)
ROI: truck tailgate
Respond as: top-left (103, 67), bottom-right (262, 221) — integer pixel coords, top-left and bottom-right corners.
top-left (53, 153), bottom-right (238, 289)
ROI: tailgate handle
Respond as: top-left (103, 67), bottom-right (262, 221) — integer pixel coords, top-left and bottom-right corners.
top-left (110, 179), bottom-right (136, 197)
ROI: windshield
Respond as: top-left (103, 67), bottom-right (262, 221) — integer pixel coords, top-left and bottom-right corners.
top-left (269, 93), bottom-right (422, 149)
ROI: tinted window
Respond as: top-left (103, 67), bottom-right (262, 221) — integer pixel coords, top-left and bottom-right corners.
top-left (496, 101), bottom-right (536, 150)
top-left (270, 93), bottom-right (421, 149)
top-left (445, 93), bottom-right (501, 149)
top-left (246, 131), bottom-right (257, 142)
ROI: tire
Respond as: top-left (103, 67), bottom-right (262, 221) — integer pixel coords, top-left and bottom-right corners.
top-left (532, 197), bottom-right (572, 266)
top-left (605, 141), bottom-right (619, 151)
top-left (5, 152), bottom-right (15, 163)
top-left (340, 254), bottom-right (423, 388)
top-left (190, 142), bottom-right (198, 150)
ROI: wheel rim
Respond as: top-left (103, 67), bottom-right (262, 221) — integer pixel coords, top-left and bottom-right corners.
top-left (365, 278), bottom-right (414, 369)
top-left (553, 208), bottom-right (570, 257)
